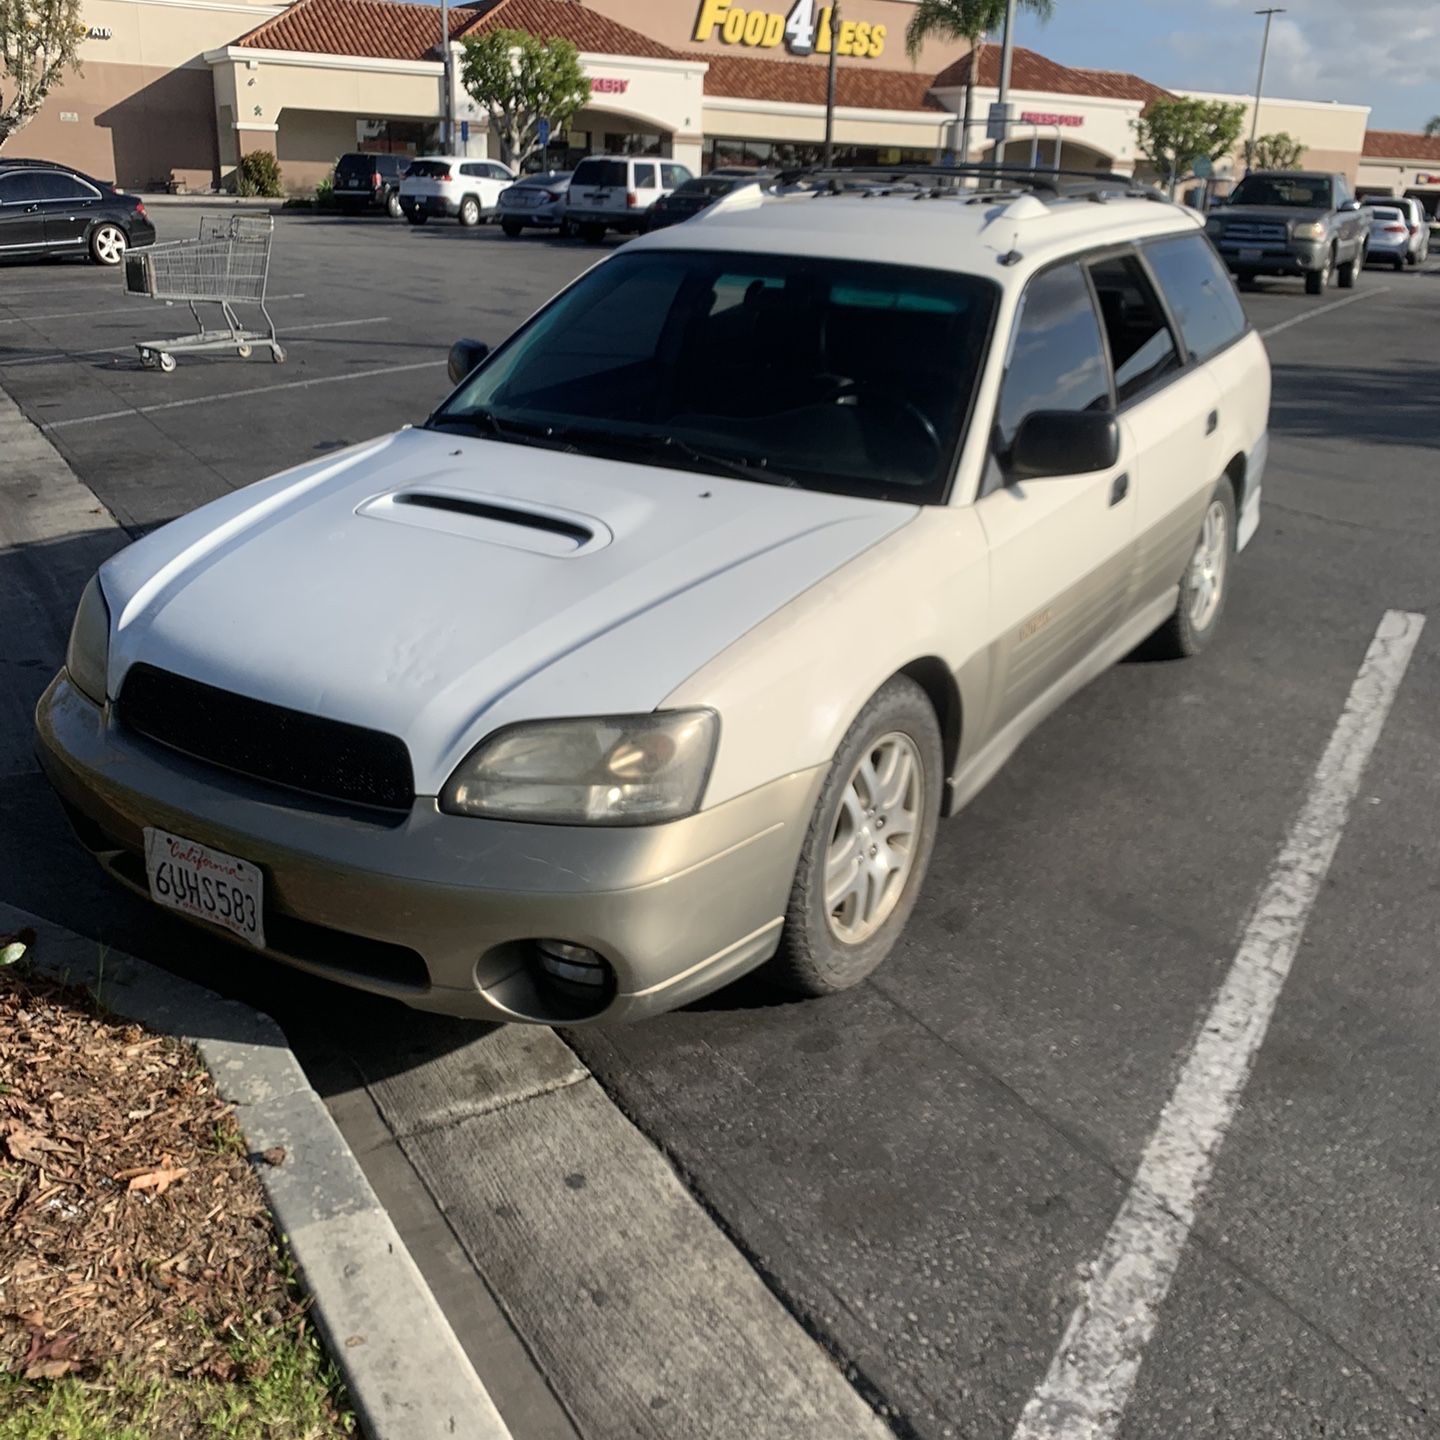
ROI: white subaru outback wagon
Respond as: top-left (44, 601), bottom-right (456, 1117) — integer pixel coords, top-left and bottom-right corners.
top-left (37, 168), bottom-right (1270, 1026)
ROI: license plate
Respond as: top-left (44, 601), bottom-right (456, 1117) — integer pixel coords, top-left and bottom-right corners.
top-left (347, 179), bottom-right (364, 188)
top-left (1239, 248), bottom-right (1264, 262)
top-left (144, 827), bottom-right (264, 949)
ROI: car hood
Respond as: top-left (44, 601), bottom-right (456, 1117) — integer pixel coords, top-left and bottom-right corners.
top-left (101, 427), bottom-right (916, 793)
top-left (1214, 204), bottom-right (1330, 225)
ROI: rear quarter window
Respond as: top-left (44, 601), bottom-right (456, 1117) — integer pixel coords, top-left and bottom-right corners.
top-left (1143, 233), bottom-right (1248, 364)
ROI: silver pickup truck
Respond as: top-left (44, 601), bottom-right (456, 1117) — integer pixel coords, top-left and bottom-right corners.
top-left (1206, 170), bottom-right (1371, 295)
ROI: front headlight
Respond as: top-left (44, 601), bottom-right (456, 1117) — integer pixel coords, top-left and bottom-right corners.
top-left (441, 711), bottom-right (718, 825)
top-left (65, 575), bottom-right (111, 705)
top-left (1291, 220), bottom-right (1326, 241)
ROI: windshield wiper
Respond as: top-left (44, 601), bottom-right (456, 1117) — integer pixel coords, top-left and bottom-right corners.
top-left (426, 408), bottom-right (576, 452)
top-left (547, 424), bottom-right (799, 488)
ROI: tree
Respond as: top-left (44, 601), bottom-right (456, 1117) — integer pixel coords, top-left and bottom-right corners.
top-left (1425, 116), bottom-right (1440, 137)
top-left (459, 29), bottom-right (590, 172)
top-left (0, 0), bottom-right (86, 148)
top-left (905, 0), bottom-right (1054, 165)
top-left (1243, 131), bottom-right (1304, 170)
top-left (1134, 96), bottom-right (1245, 196)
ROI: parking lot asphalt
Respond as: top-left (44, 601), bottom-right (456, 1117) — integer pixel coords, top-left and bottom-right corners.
top-left (3, 210), bottom-right (1439, 1439)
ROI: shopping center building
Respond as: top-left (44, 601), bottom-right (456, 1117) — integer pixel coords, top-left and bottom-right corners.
top-left (13, 0), bottom-right (1440, 213)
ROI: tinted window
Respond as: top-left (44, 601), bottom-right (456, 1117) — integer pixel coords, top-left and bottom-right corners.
top-left (1087, 254), bottom-right (1181, 404)
top-left (661, 163), bottom-right (690, 188)
top-left (572, 159), bottom-right (625, 187)
top-left (436, 250), bottom-right (999, 501)
top-left (30, 171), bottom-right (94, 201)
top-left (1144, 233), bottom-right (1246, 363)
top-left (459, 163), bottom-right (482, 177)
top-left (632, 162), bottom-right (659, 189)
top-left (1229, 174), bottom-right (1332, 208)
top-left (407, 161), bottom-right (451, 179)
top-left (0, 172), bottom-right (40, 203)
top-left (995, 263), bottom-right (1110, 454)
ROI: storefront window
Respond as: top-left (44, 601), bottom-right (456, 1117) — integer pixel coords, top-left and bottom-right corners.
top-left (702, 137), bottom-right (936, 173)
top-left (356, 119), bottom-right (437, 155)
top-left (603, 131), bottom-right (664, 156)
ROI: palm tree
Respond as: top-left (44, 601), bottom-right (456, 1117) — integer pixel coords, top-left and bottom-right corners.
top-left (905, 0), bottom-right (1054, 164)
top-left (1425, 116), bottom-right (1440, 137)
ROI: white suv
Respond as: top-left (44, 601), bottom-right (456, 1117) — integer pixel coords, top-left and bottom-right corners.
top-left (38, 168), bottom-right (1270, 1026)
top-left (400, 155), bottom-right (515, 227)
top-left (564, 155), bottom-right (691, 241)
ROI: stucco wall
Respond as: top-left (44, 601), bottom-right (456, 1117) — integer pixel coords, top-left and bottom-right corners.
top-left (1179, 91), bottom-right (1370, 183)
top-left (276, 109), bottom-right (359, 190)
top-left (701, 101), bottom-right (946, 148)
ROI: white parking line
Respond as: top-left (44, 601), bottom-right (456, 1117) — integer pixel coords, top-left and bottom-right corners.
top-left (1260, 286), bottom-right (1389, 338)
top-left (0, 293), bottom-right (306, 325)
top-left (1012, 607), bottom-right (1425, 1440)
top-left (0, 315), bottom-right (391, 369)
top-left (43, 358), bottom-right (447, 430)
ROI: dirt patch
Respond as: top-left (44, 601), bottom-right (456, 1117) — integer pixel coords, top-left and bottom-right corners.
top-left (0, 932), bottom-right (349, 1433)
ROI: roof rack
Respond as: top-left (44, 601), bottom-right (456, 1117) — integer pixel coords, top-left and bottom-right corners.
top-left (770, 163), bottom-right (1165, 204)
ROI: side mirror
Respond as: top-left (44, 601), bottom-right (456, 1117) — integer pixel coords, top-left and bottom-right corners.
top-left (1339, 199), bottom-right (1361, 212)
top-left (1009, 410), bottom-right (1120, 481)
top-left (447, 338), bottom-right (489, 385)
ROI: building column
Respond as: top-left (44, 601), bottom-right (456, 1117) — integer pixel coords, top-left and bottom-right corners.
top-left (671, 133), bottom-right (703, 172)
top-left (234, 124), bottom-right (279, 158)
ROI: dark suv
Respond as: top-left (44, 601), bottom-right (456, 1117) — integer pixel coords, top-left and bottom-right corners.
top-left (0, 159), bottom-right (155, 266)
top-left (332, 153), bottom-right (408, 217)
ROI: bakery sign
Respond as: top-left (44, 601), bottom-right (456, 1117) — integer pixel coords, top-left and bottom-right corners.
top-left (693, 0), bottom-right (887, 59)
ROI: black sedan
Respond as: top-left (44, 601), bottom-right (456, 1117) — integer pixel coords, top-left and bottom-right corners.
top-left (643, 170), bottom-right (769, 231)
top-left (0, 160), bottom-right (155, 265)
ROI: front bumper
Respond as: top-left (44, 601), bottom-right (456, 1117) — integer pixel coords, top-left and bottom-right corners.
top-left (35, 674), bottom-right (821, 1024)
top-left (1214, 238), bottom-right (1328, 276)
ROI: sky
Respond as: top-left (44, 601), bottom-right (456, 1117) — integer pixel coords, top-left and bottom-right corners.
top-left (1008, 0), bottom-right (1440, 132)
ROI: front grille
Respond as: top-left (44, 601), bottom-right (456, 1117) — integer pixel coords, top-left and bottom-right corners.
top-left (1222, 221), bottom-right (1288, 244)
top-left (117, 664), bottom-right (414, 812)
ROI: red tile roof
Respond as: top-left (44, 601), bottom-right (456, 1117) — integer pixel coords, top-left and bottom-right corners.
top-left (703, 53), bottom-right (945, 113)
top-left (459, 0), bottom-right (685, 61)
top-left (235, 0), bottom-right (686, 63)
top-left (1363, 128), bottom-right (1440, 163)
top-left (934, 45), bottom-right (1171, 109)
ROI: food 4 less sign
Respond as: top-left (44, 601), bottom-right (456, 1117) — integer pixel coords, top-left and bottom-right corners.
top-left (694, 0), bottom-right (888, 58)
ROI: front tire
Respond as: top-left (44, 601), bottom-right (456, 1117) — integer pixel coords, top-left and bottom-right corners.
top-left (1305, 249), bottom-right (1334, 294)
top-left (766, 677), bottom-right (943, 996)
top-left (1337, 247), bottom-right (1359, 288)
top-left (1150, 479), bottom-right (1236, 659)
top-left (89, 223), bottom-right (127, 266)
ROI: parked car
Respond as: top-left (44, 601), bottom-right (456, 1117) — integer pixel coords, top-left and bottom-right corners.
top-left (1363, 205), bottom-right (1413, 271)
top-left (37, 166), bottom-right (1269, 1026)
top-left (644, 170), bottom-right (770, 231)
top-left (564, 156), bottom-right (691, 241)
top-left (400, 156), bottom-right (516, 226)
top-left (497, 172), bottom-right (572, 236)
top-left (1205, 170), bottom-right (1370, 294)
top-left (1358, 193), bottom-right (1430, 266)
top-left (0, 160), bottom-right (154, 266)
top-left (332, 153), bottom-right (408, 218)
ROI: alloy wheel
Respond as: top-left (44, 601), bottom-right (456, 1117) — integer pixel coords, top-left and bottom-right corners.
top-left (1187, 498), bottom-right (1229, 631)
top-left (93, 226), bottom-right (126, 265)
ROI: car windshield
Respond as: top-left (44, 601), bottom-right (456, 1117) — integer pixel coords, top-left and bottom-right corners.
top-left (1230, 176), bottom-right (1333, 208)
top-left (430, 250), bottom-right (998, 502)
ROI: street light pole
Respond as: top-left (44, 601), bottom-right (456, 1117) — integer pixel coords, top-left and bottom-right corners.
top-left (823, 1), bottom-right (841, 166)
top-left (1246, 7), bottom-right (1285, 174)
top-left (995, 0), bottom-right (1017, 160)
top-left (439, 0), bottom-right (452, 151)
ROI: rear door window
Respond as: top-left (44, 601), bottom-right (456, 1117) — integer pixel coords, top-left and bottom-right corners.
top-left (1142, 233), bottom-right (1247, 363)
top-left (994, 262), bottom-right (1111, 457)
top-left (29, 171), bottom-right (96, 201)
top-left (1086, 254), bottom-right (1183, 404)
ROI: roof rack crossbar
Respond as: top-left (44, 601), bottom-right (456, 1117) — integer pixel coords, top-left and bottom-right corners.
top-left (771, 162), bottom-right (1157, 201)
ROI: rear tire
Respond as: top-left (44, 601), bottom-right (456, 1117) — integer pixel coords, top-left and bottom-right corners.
top-left (1394, 256), bottom-right (1406, 272)
top-left (405, 209), bottom-right (427, 226)
top-left (765, 676), bottom-right (943, 997)
top-left (459, 196), bottom-right (481, 227)
top-left (1150, 478), bottom-right (1236, 660)
top-left (501, 219), bottom-right (523, 237)
top-left (386, 191), bottom-right (403, 219)
top-left (89, 223), bottom-right (127, 266)
top-left (581, 223), bottom-right (605, 244)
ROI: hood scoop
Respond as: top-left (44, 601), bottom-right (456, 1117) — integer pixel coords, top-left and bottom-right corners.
top-left (358, 487), bottom-right (611, 557)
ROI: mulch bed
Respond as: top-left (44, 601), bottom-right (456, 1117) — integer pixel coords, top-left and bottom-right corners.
top-left (0, 931), bottom-right (321, 1390)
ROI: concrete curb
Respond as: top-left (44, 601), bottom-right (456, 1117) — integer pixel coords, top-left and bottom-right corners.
top-left (1, 901), bottom-right (513, 1440)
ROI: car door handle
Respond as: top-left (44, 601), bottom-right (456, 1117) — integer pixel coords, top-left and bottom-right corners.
top-left (1109, 472), bottom-right (1130, 506)
top-left (1205, 410), bottom-right (1218, 436)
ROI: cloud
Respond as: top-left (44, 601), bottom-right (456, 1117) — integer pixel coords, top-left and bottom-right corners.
top-left (1167, 1), bottom-right (1440, 111)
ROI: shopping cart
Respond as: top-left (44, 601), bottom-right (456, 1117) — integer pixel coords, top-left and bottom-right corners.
top-left (124, 214), bottom-right (285, 373)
